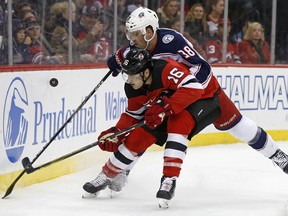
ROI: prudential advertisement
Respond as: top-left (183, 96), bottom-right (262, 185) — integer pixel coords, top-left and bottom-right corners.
top-left (0, 69), bottom-right (127, 174)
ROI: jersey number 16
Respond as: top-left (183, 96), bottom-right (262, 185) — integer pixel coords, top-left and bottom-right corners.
top-left (168, 68), bottom-right (184, 84)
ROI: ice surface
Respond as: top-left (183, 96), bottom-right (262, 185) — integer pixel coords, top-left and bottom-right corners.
top-left (1, 142), bottom-right (288, 216)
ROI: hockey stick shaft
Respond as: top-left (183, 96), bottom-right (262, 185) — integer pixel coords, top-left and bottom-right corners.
top-left (2, 71), bottom-right (112, 199)
top-left (23, 121), bottom-right (145, 173)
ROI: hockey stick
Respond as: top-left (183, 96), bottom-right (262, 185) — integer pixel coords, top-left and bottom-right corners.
top-left (21, 121), bottom-right (145, 174)
top-left (2, 70), bottom-right (112, 199)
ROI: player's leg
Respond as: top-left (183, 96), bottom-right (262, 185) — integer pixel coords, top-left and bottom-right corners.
top-left (108, 152), bottom-right (144, 192)
top-left (214, 88), bottom-right (288, 173)
top-left (108, 121), bottom-right (169, 192)
top-left (226, 116), bottom-right (288, 172)
top-left (83, 127), bottom-right (157, 195)
top-left (156, 110), bottom-right (195, 208)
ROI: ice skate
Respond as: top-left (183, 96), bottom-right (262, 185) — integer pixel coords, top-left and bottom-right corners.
top-left (270, 149), bottom-right (288, 174)
top-left (156, 175), bottom-right (176, 208)
top-left (108, 170), bottom-right (129, 192)
top-left (82, 171), bottom-right (111, 198)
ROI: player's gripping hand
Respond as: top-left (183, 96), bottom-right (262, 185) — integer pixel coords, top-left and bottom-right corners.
top-left (107, 54), bottom-right (121, 77)
top-left (144, 96), bottom-right (173, 129)
top-left (98, 127), bottom-right (126, 152)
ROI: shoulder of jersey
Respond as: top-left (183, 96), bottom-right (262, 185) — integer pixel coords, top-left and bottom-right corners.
top-left (158, 28), bottom-right (181, 45)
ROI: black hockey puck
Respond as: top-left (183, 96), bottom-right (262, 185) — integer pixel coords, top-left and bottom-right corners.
top-left (49, 78), bottom-right (58, 87)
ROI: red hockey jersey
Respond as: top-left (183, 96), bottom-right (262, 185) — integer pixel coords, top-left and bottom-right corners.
top-left (116, 58), bottom-right (220, 130)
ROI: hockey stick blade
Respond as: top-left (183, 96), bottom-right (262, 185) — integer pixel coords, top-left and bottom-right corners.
top-left (2, 170), bottom-right (25, 199)
top-left (21, 157), bottom-right (37, 174)
top-left (21, 157), bottom-right (31, 167)
top-left (2, 157), bottom-right (37, 198)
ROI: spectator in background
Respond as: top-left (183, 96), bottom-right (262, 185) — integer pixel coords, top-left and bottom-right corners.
top-left (171, 19), bottom-right (207, 60)
top-left (13, 1), bottom-right (35, 20)
top-left (204, 18), bottom-right (241, 64)
top-left (43, 0), bottom-right (80, 42)
top-left (25, 17), bottom-right (65, 64)
top-left (76, 3), bottom-right (104, 40)
top-left (232, 19), bottom-right (251, 43)
top-left (0, 4), bottom-right (4, 34)
top-left (44, 1), bottom-right (66, 42)
top-left (49, 1), bottom-right (104, 63)
top-left (75, 3), bottom-right (110, 63)
top-left (157, 0), bottom-right (180, 28)
top-left (185, 3), bottom-right (208, 49)
top-left (205, 0), bottom-right (224, 38)
top-left (22, 10), bottom-right (37, 23)
top-left (238, 22), bottom-right (270, 64)
top-left (0, 4), bottom-right (5, 64)
top-left (12, 19), bottom-right (30, 64)
top-left (74, 0), bottom-right (87, 22)
top-left (86, 0), bottom-right (109, 8)
top-left (121, 0), bottom-right (142, 19)
top-left (102, 0), bottom-right (125, 48)
top-left (0, 7), bottom-right (7, 65)
top-left (0, 35), bottom-right (7, 65)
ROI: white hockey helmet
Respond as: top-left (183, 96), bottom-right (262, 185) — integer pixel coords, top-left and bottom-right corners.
top-left (125, 7), bottom-right (159, 39)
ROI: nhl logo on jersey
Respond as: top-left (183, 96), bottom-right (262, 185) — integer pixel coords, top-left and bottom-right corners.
top-left (162, 35), bottom-right (174, 44)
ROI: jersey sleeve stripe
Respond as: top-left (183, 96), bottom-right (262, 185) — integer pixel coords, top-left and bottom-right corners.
top-left (125, 106), bottom-right (146, 120)
top-left (178, 75), bottom-right (203, 90)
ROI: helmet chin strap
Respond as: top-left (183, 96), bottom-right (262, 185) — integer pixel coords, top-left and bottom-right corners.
top-left (140, 69), bottom-right (152, 88)
top-left (143, 30), bottom-right (156, 50)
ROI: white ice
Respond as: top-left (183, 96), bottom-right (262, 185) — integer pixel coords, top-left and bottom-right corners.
top-left (2, 142), bottom-right (288, 216)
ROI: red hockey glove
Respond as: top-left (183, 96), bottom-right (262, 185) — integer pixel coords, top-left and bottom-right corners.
top-left (98, 127), bottom-right (126, 152)
top-left (144, 96), bottom-right (173, 129)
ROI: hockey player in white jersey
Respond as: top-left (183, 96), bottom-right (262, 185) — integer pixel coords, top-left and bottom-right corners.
top-left (83, 7), bottom-right (288, 207)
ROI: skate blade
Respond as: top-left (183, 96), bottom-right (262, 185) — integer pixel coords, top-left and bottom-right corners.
top-left (158, 198), bottom-right (170, 208)
top-left (110, 189), bottom-right (115, 199)
top-left (82, 191), bottom-right (100, 199)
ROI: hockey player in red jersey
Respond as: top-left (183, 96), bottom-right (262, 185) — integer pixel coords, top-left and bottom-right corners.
top-left (83, 48), bottom-right (220, 207)
top-left (83, 48), bottom-right (288, 208)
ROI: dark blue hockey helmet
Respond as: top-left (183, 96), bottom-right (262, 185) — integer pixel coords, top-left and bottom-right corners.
top-left (122, 48), bottom-right (152, 75)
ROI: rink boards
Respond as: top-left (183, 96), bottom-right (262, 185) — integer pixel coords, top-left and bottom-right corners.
top-left (0, 65), bottom-right (287, 193)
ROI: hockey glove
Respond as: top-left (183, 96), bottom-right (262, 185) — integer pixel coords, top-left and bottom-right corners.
top-left (98, 127), bottom-right (126, 152)
top-left (107, 54), bottom-right (121, 77)
top-left (144, 96), bottom-right (173, 129)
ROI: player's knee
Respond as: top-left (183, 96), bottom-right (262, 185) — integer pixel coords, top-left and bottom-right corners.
top-left (124, 128), bottom-right (156, 153)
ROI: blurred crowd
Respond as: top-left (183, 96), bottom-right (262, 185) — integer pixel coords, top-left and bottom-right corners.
top-left (0, 0), bottom-right (287, 66)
